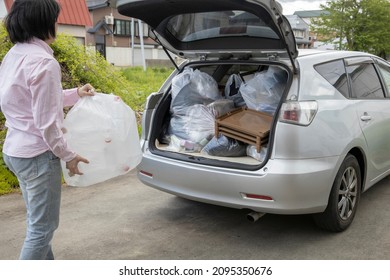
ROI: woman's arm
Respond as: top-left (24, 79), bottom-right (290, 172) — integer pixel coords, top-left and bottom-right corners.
top-left (63, 83), bottom-right (95, 107)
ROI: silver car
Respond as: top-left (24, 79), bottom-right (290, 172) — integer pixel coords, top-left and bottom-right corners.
top-left (117, 0), bottom-right (390, 231)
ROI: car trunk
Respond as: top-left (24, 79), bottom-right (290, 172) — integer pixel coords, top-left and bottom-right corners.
top-left (145, 60), bottom-right (291, 169)
top-left (116, 0), bottom-right (296, 169)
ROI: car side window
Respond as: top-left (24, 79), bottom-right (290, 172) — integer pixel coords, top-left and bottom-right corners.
top-left (314, 59), bottom-right (349, 98)
top-left (346, 63), bottom-right (385, 99)
top-left (377, 62), bottom-right (390, 96)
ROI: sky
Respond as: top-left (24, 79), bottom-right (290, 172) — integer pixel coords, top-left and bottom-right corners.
top-left (279, 0), bottom-right (328, 15)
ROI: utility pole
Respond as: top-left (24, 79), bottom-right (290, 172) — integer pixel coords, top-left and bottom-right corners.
top-left (138, 19), bottom-right (146, 71)
top-left (131, 18), bottom-right (134, 66)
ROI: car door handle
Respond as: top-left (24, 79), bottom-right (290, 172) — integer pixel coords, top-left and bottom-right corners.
top-left (360, 113), bottom-right (371, 122)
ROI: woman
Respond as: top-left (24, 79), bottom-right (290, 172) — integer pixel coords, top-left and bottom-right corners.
top-left (0, 0), bottom-right (94, 259)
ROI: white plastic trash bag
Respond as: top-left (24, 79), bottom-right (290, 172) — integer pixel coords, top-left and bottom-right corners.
top-left (170, 68), bottom-right (220, 115)
top-left (171, 67), bottom-right (220, 102)
top-left (240, 66), bottom-right (287, 115)
top-left (185, 104), bottom-right (215, 143)
top-left (61, 93), bottom-right (142, 187)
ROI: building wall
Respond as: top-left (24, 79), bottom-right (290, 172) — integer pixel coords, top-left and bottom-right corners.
top-left (286, 15), bottom-right (311, 49)
top-left (58, 25), bottom-right (88, 45)
top-left (88, 7), bottom-right (156, 47)
top-left (88, 6), bottom-right (171, 67)
top-left (86, 45), bottom-right (171, 67)
top-left (0, 0), bottom-right (7, 18)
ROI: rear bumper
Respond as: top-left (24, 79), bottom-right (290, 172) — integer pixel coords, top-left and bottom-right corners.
top-left (137, 152), bottom-right (339, 215)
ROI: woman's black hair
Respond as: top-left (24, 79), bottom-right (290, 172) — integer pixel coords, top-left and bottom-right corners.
top-left (5, 0), bottom-right (61, 44)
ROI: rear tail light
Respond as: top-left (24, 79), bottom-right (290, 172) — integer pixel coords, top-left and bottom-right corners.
top-left (279, 101), bottom-right (318, 126)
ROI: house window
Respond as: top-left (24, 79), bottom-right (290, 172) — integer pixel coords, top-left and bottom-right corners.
top-left (134, 21), bottom-right (149, 37)
top-left (114, 19), bottom-right (131, 36)
top-left (293, 30), bottom-right (305, 38)
top-left (114, 19), bottom-right (149, 37)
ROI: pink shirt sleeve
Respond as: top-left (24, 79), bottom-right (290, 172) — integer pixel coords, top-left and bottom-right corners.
top-left (29, 58), bottom-right (77, 162)
top-left (63, 88), bottom-right (80, 107)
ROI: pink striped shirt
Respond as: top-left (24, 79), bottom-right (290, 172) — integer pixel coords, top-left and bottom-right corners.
top-left (0, 38), bottom-right (79, 162)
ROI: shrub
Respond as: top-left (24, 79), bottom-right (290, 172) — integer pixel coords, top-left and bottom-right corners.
top-left (0, 24), bottom-right (17, 195)
top-left (0, 23), bottom-right (12, 61)
top-left (51, 34), bottom-right (139, 110)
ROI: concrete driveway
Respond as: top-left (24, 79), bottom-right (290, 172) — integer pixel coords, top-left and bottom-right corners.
top-left (1, 170), bottom-right (389, 260)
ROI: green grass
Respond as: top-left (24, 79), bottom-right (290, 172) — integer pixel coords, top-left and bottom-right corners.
top-left (0, 66), bottom-right (173, 195)
top-left (120, 66), bottom-right (173, 110)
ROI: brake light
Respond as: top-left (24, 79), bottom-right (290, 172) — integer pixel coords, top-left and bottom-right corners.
top-left (279, 101), bottom-right (317, 126)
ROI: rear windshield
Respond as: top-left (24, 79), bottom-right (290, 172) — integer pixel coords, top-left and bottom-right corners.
top-left (166, 11), bottom-right (279, 42)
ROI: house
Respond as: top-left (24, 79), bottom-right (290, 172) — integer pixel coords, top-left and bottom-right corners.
top-left (293, 10), bottom-right (329, 25)
top-left (0, 0), bottom-right (92, 45)
top-left (56, 0), bottom-right (93, 45)
top-left (86, 0), bottom-right (171, 67)
top-left (1, 0), bottom-right (171, 67)
top-left (293, 10), bottom-right (331, 48)
top-left (285, 15), bottom-right (311, 49)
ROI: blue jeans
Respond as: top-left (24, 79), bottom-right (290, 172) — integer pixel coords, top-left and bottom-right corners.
top-left (3, 151), bottom-right (62, 260)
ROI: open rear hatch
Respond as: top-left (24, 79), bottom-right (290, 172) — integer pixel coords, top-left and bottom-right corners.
top-left (116, 0), bottom-right (297, 69)
top-left (115, 0), bottom-right (296, 169)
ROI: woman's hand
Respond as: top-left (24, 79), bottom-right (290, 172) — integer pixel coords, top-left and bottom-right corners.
top-left (66, 154), bottom-right (89, 176)
top-left (77, 83), bottom-right (95, 97)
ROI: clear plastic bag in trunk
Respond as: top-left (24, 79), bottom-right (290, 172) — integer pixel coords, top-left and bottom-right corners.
top-left (168, 67), bottom-right (222, 148)
top-left (240, 66), bottom-right (287, 115)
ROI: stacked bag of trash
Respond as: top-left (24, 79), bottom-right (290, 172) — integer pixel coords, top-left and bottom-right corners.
top-left (167, 68), bottom-right (235, 152)
top-left (240, 66), bottom-right (287, 115)
top-left (166, 66), bottom-right (287, 162)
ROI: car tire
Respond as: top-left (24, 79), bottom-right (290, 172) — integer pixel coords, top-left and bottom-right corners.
top-left (313, 154), bottom-right (361, 232)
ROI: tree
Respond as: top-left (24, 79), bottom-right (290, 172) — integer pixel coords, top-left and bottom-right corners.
top-left (311, 0), bottom-right (390, 58)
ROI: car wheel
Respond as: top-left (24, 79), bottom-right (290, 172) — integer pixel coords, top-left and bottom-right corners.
top-left (313, 154), bottom-right (361, 232)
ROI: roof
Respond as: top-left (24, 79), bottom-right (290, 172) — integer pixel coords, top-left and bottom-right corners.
top-left (4, 0), bottom-right (92, 26)
top-left (293, 10), bottom-right (329, 18)
top-left (57, 0), bottom-right (92, 26)
top-left (285, 15), bottom-right (309, 30)
top-left (88, 20), bottom-right (113, 35)
top-left (86, 0), bottom-right (109, 10)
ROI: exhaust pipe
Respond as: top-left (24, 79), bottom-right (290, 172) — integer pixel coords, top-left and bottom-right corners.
top-left (247, 211), bottom-right (265, 223)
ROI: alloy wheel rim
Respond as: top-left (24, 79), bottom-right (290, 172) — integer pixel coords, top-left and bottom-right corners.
top-left (337, 166), bottom-right (358, 220)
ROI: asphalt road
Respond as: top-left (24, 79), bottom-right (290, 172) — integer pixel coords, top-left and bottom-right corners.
top-left (0, 170), bottom-right (389, 260)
